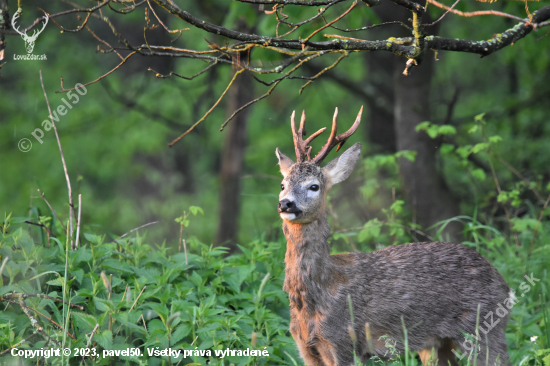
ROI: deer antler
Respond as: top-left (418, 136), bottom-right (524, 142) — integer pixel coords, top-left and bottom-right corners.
top-left (291, 110), bottom-right (327, 163)
top-left (310, 106), bottom-right (363, 165)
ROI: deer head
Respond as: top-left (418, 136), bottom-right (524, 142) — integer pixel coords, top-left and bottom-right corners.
top-left (12, 12), bottom-right (48, 54)
top-left (276, 107), bottom-right (363, 224)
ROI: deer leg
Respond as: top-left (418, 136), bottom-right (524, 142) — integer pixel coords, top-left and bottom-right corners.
top-left (294, 337), bottom-right (326, 366)
top-left (418, 348), bottom-right (437, 366)
top-left (437, 339), bottom-right (459, 366)
top-left (316, 338), bottom-right (338, 366)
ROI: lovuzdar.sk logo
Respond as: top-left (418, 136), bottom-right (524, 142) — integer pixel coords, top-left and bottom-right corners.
top-left (12, 11), bottom-right (48, 61)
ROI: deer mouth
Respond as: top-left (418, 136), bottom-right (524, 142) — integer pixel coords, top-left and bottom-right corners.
top-left (279, 211), bottom-right (302, 221)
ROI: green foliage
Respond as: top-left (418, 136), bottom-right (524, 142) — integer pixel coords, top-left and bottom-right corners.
top-left (415, 121), bottom-right (457, 138)
top-left (0, 215), bottom-right (298, 365)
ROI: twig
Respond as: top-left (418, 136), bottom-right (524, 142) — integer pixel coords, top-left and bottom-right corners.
top-left (86, 26), bottom-right (124, 60)
top-left (426, 0), bottom-right (527, 23)
top-left (423, 0), bottom-right (460, 27)
top-left (24, 221), bottom-right (56, 238)
top-left (0, 257), bottom-right (8, 279)
top-left (495, 155), bottom-right (544, 203)
top-left (80, 323), bottom-right (99, 366)
top-left (219, 50), bottom-right (329, 131)
top-left (0, 331), bottom-right (39, 355)
top-left (16, 294), bottom-right (62, 348)
top-left (183, 239), bottom-right (189, 279)
top-left (146, 0), bottom-right (189, 39)
top-left (321, 17), bottom-right (412, 32)
top-left (115, 286), bottom-right (147, 336)
top-left (129, 286), bottom-right (146, 313)
top-left (40, 70), bottom-right (75, 248)
top-left (0, 293), bottom-right (85, 311)
top-left (299, 51), bottom-right (349, 94)
top-left (56, 51), bottom-right (137, 93)
top-left (111, 221), bottom-right (160, 243)
top-left (149, 61), bottom-right (217, 80)
top-left (28, 306), bottom-right (76, 340)
top-left (75, 194), bottom-right (82, 249)
top-left (168, 68), bottom-right (245, 146)
top-left (302, 0), bottom-right (357, 44)
top-left (37, 189), bottom-right (67, 232)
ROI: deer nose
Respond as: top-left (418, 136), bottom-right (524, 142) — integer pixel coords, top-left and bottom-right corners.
top-left (278, 199), bottom-right (295, 213)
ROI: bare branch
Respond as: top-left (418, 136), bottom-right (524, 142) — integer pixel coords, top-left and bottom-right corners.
top-left (168, 68), bottom-right (246, 146)
top-left (57, 51), bottom-right (137, 93)
top-left (236, 0), bottom-right (343, 5)
top-left (40, 71), bottom-right (75, 246)
top-left (427, 0), bottom-right (526, 23)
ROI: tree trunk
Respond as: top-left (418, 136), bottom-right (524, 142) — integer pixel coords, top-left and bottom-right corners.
top-left (215, 62), bottom-right (253, 250)
top-left (393, 54), bottom-right (462, 242)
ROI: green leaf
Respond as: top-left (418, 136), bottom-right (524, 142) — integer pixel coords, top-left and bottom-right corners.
top-left (471, 168), bottom-right (487, 181)
top-left (489, 135), bottom-right (502, 144)
top-left (101, 259), bottom-right (132, 274)
top-left (358, 219), bottom-right (382, 242)
top-left (415, 121), bottom-right (431, 132)
top-left (93, 329), bottom-right (113, 350)
top-left (94, 297), bottom-right (115, 313)
top-left (223, 265), bottom-right (255, 293)
top-left (474, 113), bottom-right (486, 122)
top-left (9, 217), bottom-right (30, 224)
top-left (439, 143), bottom-right (455, 155)
top-left (456, 145), bottom-right (472, 159)
top-left (189, 206), bottom-right (204, 216)
top-left (390, 200), bottom-right (404, 215)
top-left (144, 303), bottom-right (169, 324)
top-left (84, 233), bottom-right (103, 245)
top-left (72, 312), bottom-right (98, 333)
top-left (395, 150), bottom-right (417, 162)
top-left (470, 142), bottom-right (490, 154)
top-left (437, 125), bottom-right (457, 135)
top-left (510, 218), bottom-right (539, 232)
top-left (427, 126), bottom-right (439, 139)
top-left (170, 324), bottom-right (191, 345)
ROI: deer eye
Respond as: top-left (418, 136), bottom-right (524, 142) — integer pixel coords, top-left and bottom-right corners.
top-left (309, 184), bottom-right (320, 191)
top-left (281, 184), bottom-right (285, 191)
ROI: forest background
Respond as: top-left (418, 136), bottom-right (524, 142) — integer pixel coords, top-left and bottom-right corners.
top-left (0, 0), bottom-right (549, 364)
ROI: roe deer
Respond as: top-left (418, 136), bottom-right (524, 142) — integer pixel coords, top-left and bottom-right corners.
top-left (275, 107), bottom-right (510, 366)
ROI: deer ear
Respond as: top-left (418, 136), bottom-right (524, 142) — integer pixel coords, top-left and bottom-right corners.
top-left (323, 142), bottom-right (362, 184)
top-left (276, 148), bottom-right (294, 177)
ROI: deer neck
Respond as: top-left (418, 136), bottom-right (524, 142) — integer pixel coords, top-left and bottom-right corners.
top-left (282, 214), bottom-right (332, 311)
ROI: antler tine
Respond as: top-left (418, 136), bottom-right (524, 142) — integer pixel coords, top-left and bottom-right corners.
top-left (290, 110), bottom-right (327, 163)
top-left (335, 105), bottom-right (362, 152)
top-left (290, 110), bottom-right (303, 162)
top-left (299, 110), bottom-right (306, 136)
top-left (311, 106), bottom-right (363, 164)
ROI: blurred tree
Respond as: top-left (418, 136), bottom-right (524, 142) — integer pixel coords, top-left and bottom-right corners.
top-left (216, 35), bottom-right (254, 250)
top-left (1, 0), bottom-right (549, 243)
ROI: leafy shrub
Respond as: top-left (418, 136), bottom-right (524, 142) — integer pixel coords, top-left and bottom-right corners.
top-left (0, 215), bottom-right (299, 365)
